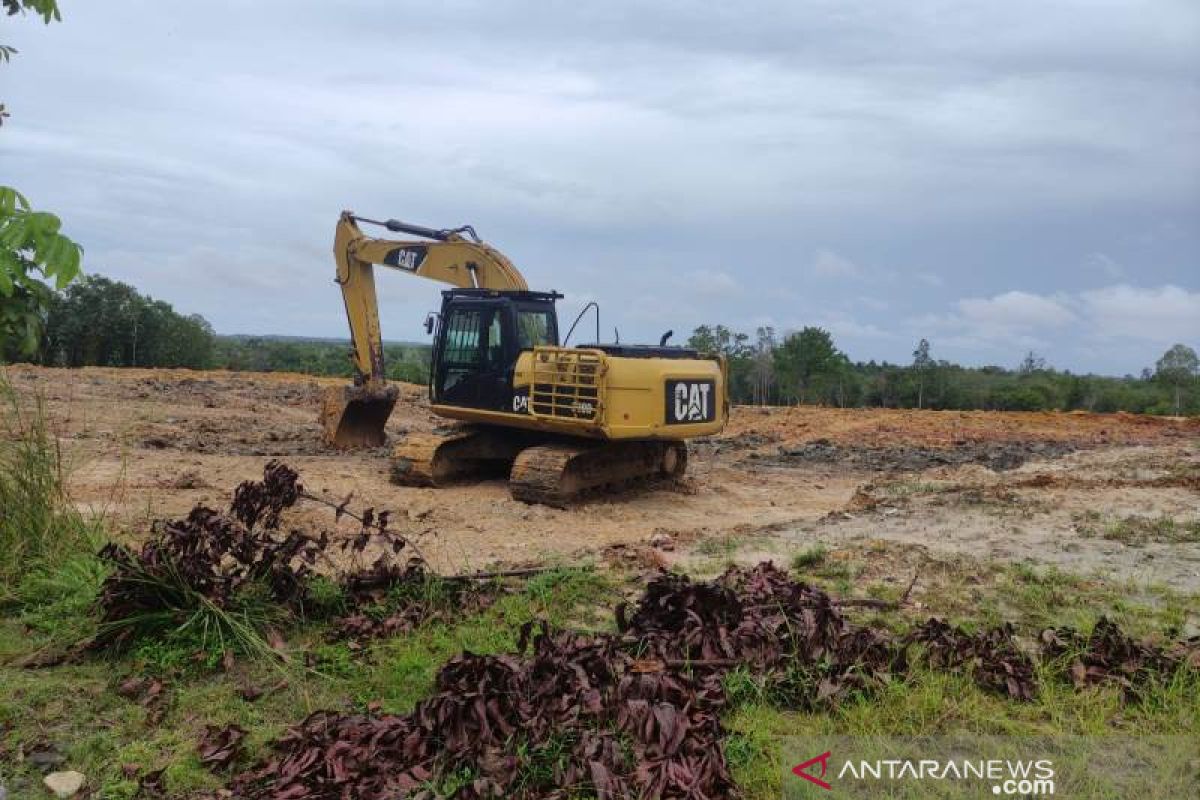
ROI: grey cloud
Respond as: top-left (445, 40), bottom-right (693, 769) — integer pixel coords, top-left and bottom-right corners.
top-left (1, 0), bottom-right (1196, 373)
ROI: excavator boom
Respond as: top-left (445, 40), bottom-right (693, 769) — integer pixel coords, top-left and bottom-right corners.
top-left (321, 211), bottom-right (527, 447)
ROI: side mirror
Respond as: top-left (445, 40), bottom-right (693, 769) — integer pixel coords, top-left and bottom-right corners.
top-left (424, 312), bottom-right (439, 335)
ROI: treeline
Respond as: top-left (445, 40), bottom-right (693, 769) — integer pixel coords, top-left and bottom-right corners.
top-left (688, 324), bottom-right (1199, 416)
top-left (8, 275), bottom-right (431, 382)
top-left (38, 275), bottom-right (216, 369)
top-left (215, 337), bottom-right (430, 384)
top-left (7, 275), bottom-right (1196, 416)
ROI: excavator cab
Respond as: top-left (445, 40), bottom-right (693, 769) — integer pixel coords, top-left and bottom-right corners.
top-left (431, 289), bottom-right (561, 413)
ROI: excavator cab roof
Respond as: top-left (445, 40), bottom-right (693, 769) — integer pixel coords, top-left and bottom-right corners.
top-left (440, 288), bottom-right (563, 303)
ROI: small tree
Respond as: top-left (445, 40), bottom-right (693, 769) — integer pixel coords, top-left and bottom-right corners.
top-left (687, 324), bottom-right (753, 403)
top-left (1, 2), bottom-right (83, 358)
top-left (775, 327), bottom-right (843, 405)
top-left (751, 326), bottom-right (777, 406)
top-left (1018, 350), bottom-right (1047, 374)
top-left (1155, 343), bottom-right (1198, 416)
top-left (911, 338), bottom-right (933, 409)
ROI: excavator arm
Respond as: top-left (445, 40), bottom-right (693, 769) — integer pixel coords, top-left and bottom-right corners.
top-left (334, 211), bottom-right (527, 385)
top-left (322, 211), bottom-right (528, 447)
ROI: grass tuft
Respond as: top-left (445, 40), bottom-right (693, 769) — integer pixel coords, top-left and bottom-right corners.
top-left (0, 374), bottom-right (103, 606)
top-left (790, 544), bottom-right (828, 571)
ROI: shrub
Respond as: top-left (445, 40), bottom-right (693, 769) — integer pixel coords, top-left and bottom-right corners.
top-left (0, 373), bottom-right (101, 605)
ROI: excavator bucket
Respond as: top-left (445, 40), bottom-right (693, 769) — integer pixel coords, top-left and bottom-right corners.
top-left (319, 384), bottom-right (400, 448)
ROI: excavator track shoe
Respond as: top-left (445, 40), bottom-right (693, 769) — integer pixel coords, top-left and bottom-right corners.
top-left (390, 427), bottom-right (526, 487)
top-left (509, 440), bottom-right (688, 507)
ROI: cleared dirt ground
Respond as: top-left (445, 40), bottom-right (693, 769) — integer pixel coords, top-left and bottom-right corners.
top-left (6, 365), bottom-right (1199, 590)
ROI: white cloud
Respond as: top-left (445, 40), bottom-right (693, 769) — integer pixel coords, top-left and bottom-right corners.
top-left (811, 248), bottom-right (863, 279)
top-left (916, 272), bottom-right (945, 288)
top-left (685, 269), bottom-right (740, 296)
top-left (1080, 284), bottom-right (1200, 342)
top-left (810, 311), bottom-right (891, 340)
top-left (956, 290), bottom-right (1076, 333)
top-left (912, 284), bottom-right (1199, 368)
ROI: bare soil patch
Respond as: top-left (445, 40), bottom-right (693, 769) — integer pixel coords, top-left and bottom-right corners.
top-left (5, 366), bottom-right (1197, 588)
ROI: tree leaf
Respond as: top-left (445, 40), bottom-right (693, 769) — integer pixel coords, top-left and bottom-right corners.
top-left (0, 185), bottom-right (30, 214)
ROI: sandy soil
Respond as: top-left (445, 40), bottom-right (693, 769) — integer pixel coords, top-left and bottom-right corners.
top-left (5, 366), bottom-right (1198, 587)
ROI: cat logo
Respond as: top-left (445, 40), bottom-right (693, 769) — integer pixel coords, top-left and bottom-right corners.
top-left (511, 387), bottom-right (530, 414)
top-left (383, 245), bottom-right (427, 272)
top-left (665, 379), bottom-right (716, 424)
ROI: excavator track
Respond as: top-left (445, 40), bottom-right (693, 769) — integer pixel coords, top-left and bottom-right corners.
top-left (509, 440), bottom-right (688, 507)
top-left (390, 427), bottom-right (525, 487)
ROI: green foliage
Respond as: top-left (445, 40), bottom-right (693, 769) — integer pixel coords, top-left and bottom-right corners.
top-left (2, 0), bottom-right (62, 23)
top-left (1155, 343), bottom-right (1199, 415)
top-left (790, 544), bottom-right (828, 571)
top-left (688, 323), bottom-right (1199, 416)
top-left (308, 642), bottom-right (361, 678)
top-left (40, 274), bottom-right (215, 368)
top-left (774, 327), bottom-right (850, 405)
top-left (687, 323), bottom-right (754, 398)
top-left (0, 375), bottom-right (99, 601)
top-left (16, 553), bottom-right (108, 644)
top-left (0, 188), bottom-right (83, 356)
top-left (96, 568), bottom-right (285, 668)
top-left (214, 335), bottom-right (431, 383)
top-left (2, 5), bottom-right (83, 354)
top-left (301, 575), bottom-right (348, 620)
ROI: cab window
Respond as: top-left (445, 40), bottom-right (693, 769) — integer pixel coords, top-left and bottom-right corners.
top-left (517, 309), bottom-right (556, 349)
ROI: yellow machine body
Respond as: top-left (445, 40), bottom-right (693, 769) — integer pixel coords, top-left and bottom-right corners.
top-left (432, 347), bottom-right (729, 439)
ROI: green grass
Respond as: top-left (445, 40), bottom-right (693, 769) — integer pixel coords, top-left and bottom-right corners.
top-left (725, 663), bottom-right (1200, 798)
top-left (1074, 511), bottom-right (1200, 546)
top-left (0, 375), bottom-right (105, 607)
top-left (877, 480), bottom-right (943, 498)
top-left (790, 544), bottom-right (828, 571)
top-left (0, 567), bottom-right (616, 798)
top-left (2, 552), bottom-right (1197, 799)
top-left (694, 535), bottom-right (741, 558)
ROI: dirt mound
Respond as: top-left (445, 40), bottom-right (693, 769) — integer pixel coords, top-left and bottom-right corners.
top-left (723, 405), bottom-right (1199, 450)
top-left (752, 438), bottom-right (1076, 472)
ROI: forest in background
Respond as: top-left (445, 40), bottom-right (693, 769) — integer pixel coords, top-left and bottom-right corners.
top-left (3, 274), bottom-right (1196, 416)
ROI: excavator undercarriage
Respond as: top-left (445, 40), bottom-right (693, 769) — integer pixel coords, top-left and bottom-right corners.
top-left (387, 426), bottom-right (688, 507)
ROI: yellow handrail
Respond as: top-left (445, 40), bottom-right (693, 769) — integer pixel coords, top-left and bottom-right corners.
top-left (529, 347), bottom-right (607, 423)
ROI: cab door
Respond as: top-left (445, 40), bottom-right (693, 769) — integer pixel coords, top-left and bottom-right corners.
top-left (476, 305), bottom-right (517, 413)
top-left (433, 302), bottom-right (516, 412)
top-left (434, 304), bottom-right (486, 408)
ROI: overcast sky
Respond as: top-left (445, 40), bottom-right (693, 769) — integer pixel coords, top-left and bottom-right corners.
top-left (4, 1), bottom-right (1198, 374)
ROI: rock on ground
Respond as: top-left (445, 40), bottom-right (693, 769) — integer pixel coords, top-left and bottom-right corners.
top-left (43, 771), bottom-right (86, 798)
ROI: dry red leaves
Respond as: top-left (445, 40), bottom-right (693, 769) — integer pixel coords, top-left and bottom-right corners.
top-left (218, 564), bottom-right (1197, 800)
top-left (1040, 616), bottom-right (1200, 701)
top-left (222, 565), bottom-right (895, 799)
top-left (909, 619), bottom-right (1037, 701)
top-left (198, 724), bottom-right (249, 770)
top-left (93, 461), bottom-right (423, 652)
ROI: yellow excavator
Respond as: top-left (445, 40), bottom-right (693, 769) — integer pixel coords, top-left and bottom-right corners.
top-left (319, 211), bottom-right (728, 505)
